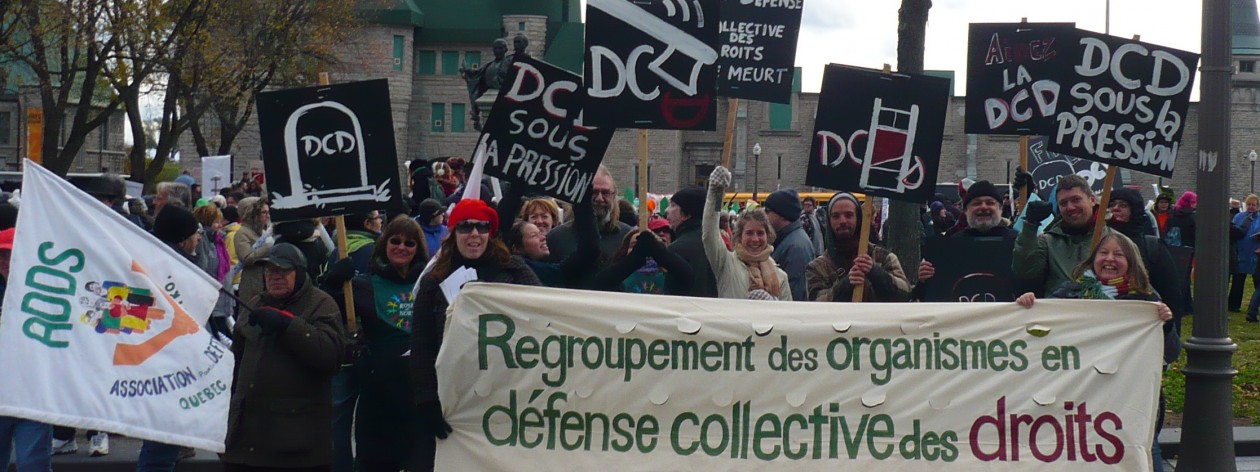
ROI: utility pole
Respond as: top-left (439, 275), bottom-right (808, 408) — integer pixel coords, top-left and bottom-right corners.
top-left (1177, 0), bottom-right (1238, 469)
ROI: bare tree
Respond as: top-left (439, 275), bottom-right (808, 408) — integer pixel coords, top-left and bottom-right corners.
top-left (884, 0), bottom-right (933, 281)
top-left (1, 0), bottom-right (120, 175)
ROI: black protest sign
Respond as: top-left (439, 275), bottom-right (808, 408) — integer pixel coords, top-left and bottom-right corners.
top-left (920, 237), bottom-right (1017, 303)
top-left (584, 0), bottom-right (719, 130)
top-left (479, 57), bottom-right (615, 204)
top-left (716, 0), bottom-right (803, 104)
top-left (1050, 31), bottom-right (1199, 178)
top-left (255, 79), bottom-right (403, 222)
top-left (806, 64), bottom-right (950, 203)
top-left (1027, 136), bottom-right (1123, 200)
top-left (964, 22), bottom-right (1076, 135)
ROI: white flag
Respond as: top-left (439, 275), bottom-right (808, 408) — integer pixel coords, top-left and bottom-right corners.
top-left (0, 160), bottom-right (234, 452)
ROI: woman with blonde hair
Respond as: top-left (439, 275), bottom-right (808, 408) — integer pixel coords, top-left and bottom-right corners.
top-left (701, 166), bottom-right (791, 300)
top-left (520, 197), bottom-right (561, 235)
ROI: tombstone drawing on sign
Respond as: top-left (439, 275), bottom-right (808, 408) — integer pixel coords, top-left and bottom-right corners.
top-left (1050, 31), bottom-right (1199, 178)
top-left (1027, 136), bottom-right (1123, 200)
top-left (964, 22), bottom-right (1075, 136)
top-left (479, 57), bottom-right (614, 204)
top-left (716, 0), bottom-right (804, 104)
top-left (806, 64), bottom-right (950, 203)
top-left (584, 0), bottom-right (720, 130)
top-left (255, 79), bottom-right (403, 222)
top-left (920, 237), bottom-right (1018, 303)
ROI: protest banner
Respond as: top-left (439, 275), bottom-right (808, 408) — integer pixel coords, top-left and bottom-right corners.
top-left (807, 64), bottom-right (950, 203)
top-left (964, 23), bottom-right (1075, 136)
top-left (255, 78), bottom-right (404, 222)
top-left (716, 0), bottom-right (804, 104)
top-left (1050, 31), bottom-right (1199, 178)
top-left (1026, 136), bottom-right (1123, 200)
top-left (584, 0), bottom-right (720, 130)
top-left (436, 283), bottom-right (1162, 470)
top-left (920, 237), bottom-right (1018, 303)
top-left (0, 160), bottom-right (232, 452)
top-left (479, 57), bottom-right (614, 204)
top-left (201, 155), bottom-right (232, 198)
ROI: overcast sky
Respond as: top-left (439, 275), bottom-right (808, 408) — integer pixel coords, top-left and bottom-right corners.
top-left (581, 0), bottom-right (1205, 95)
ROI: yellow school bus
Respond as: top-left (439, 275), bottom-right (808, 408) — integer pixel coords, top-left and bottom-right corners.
top-left (721, 191), bottom-right (865, 206)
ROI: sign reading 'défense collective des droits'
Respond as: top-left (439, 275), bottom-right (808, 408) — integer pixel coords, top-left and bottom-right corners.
top-left (436, 284), bottom-right (1164, 471)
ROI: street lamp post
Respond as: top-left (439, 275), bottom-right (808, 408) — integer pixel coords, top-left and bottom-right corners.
top-left (1250, 150), bottom-right (1257, 194)
top-left (752, 143), bottom-right (762, 203)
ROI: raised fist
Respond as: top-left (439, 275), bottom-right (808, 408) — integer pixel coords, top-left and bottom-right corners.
top-left (709, 166), bottom-right (733, 190)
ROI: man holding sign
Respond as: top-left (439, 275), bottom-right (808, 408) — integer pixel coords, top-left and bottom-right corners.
top-left (1013, 175), bottom-right (1116, 295)
top-left (804, 192), bottom-right (909, 302)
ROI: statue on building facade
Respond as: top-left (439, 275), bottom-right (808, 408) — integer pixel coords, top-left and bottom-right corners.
top-left (459, 38), bottom-right (509, 131)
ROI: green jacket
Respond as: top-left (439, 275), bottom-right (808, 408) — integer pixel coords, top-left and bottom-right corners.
top-left (224, 276), bottom-right (346, 468)
top-left (1013, 218), bottom-right (1116, 296)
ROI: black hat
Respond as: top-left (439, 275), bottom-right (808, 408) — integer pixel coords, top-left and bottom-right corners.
top-left (257, 243), bottom-right (307, 270)
top-left (153, 205), bottom-right (200, 244)
top-left (416, 198), bottom-right (445, 222)
top-left (81, 175), bottom-right (126, 200)
top-left (671, 187), bottom-right (706, 218)
top-left (274, 220), bottom-right (316, 243)
top-left (1110, 188), bottom-right (1145, 212)
top-left (962, 180), bottom-right (1002, 208)
top-left (764, 189), bottom-right (803, 221)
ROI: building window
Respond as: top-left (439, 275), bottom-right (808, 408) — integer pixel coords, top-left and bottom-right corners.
top-left (431, 103), bottom-right (446, 133)
top-left (451, 103), bottom-right (466, 133)
top-left (417, 50), bottom-right (436, 75)
top-left (441, 51), bottom-right (460, 75)
top-left (694, 164), bottom-right (715, 187)
top-left (518, 21), bottom-right (526, 32)
top-left (464, 51), bottom-right (482, 70)
top-left (1242, 60), bottom-right (1257, 73)
top-left (99, 115), bottom-right (108, 149)
top-left (392, 35), bottom-right (405, 71)
top-left (0, 112), bottom-right (10, 146)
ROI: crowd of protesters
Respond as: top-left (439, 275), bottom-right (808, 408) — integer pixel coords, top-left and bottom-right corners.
top-left (0, 155), bottom-right (1223, 472)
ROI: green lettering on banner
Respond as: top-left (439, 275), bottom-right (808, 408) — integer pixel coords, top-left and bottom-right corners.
top-left (37, 242), bottom-right (85, 273)
top-left (670, 413), bottom-right (699, 455)
top-left (479, 314), bottom-right (517, 369)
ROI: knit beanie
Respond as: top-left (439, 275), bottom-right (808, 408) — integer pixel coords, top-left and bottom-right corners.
top-left (764, 189), bottom-right (803, 221)
top-left (448, 199), bottom-right (499, 237)
top-left (153, 205), bottom-right (200, 244)
top-left (962, 180), bottom-right (1002, 208)
top-left (827, 192), bottom-right (863, 229)
top-left (670, 187), bottom-right (706, 218)
top-left (1109, 188), bottom-right (1145, 213)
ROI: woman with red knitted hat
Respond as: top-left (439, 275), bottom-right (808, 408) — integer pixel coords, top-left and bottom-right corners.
top-left (408, 199), bottom-right (539, 470)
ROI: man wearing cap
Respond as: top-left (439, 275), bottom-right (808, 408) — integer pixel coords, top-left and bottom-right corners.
top-left (0, 227), bottom-right (56, 472)
top-left (665, 186), bottom-right (718, 298)
top-left (805, 192), bottom-right (910, 302)
top-left (916, 180), bottom-right (1019, 298)
top-left (224, 243), bottom-right (346, 471)
top-left (81, 174), bottom-right (147, 230)
top-left (764, 189), bottom-right (815, 301)
top-left (415, 199), bottom-right (448, 259)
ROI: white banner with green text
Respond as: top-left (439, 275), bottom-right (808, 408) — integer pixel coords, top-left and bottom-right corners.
top-left (436, 284), bottom-right (1164, 471)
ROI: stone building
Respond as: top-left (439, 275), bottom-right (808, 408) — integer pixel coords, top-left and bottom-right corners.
top-left (186, 0), bottom-right (1260, 203)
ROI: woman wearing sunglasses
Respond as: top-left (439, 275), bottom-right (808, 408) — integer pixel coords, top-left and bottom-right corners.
top-left (326, 216), bottom-right (429, 472)
top-left (410, 199), bottom-right (540, 469)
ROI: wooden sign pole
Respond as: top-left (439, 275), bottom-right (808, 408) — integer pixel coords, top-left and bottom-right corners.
top-left (720, 98), bottom-right (740, 168)
top-left (319, 72), bottom-right (357, 334)
top-left (1090, 164), bottom-right (1118, 251)
top-left (852, 197), bottom-right (875, 303)
top-left (638, 129), bottom-right (649, 228)
top-left (1016, 135), bottom-right (1029, 214)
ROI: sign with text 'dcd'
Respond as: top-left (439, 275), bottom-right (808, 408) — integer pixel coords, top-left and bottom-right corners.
top-left (256, 79), bottom-right (403, 222)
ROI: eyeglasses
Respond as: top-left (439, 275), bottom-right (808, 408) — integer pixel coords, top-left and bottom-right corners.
top-left (455, 220), bottom-right (492, 234)
top-left (264, 266), bottom-right (295, 276)
top-left (592, 189), bottom-right (616, 198)
top-left (388, 237), bottom-right (418, 248)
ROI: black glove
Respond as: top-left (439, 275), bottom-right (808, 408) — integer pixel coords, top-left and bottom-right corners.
top-left (629, 231), bottom-right (658, 260)
top-left (636, 230), bottom-right (665, 257)
top-left (419, 401), bottom-right (452, 439)
top-left (1012, 167), bottom-right (1033, 193)
top-left (249, 307), bottom-right (294, 335)
top-left (207, 316), bottom-right (232, 341)
top-left (322, 258), bottom-right (356, 287)
top-left (1024, 200), bottom-right (1053, 224)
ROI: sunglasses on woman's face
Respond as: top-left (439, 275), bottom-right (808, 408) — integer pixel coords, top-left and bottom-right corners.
top-left (455, 220), bottom-right (492, 234)
top-left (388, 237), bottom-right (417, 248)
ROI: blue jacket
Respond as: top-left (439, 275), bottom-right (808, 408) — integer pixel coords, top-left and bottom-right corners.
top-left (420, 223), bottom-right (448, 259)
top-left (771, 221), bottom-right (816, 301)
top-left (1234, 211), bottom-right (1260, 274)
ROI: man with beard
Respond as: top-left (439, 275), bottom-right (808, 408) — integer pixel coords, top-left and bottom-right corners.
top-left (804, 192), bottom-right (910, 302)
top-left (1013, 175), bottom-right (1116, 295)
top-left (546, 165), bottom-right (633, 273)
top-left (917, 181), bottom-right (1016, 291)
